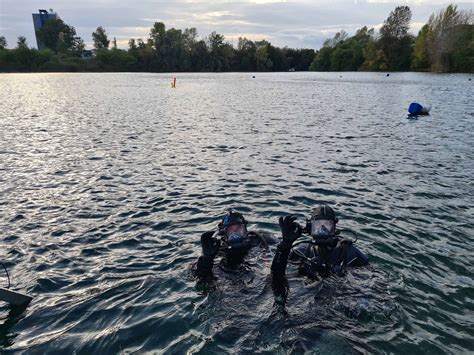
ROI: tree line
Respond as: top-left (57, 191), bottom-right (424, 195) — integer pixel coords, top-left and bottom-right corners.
top-left (310, 5), bottom-right (473, 72)
top-left (0, 20), bottom-right (314, 73)
top-left (0, 4), bottom-right (472, 73)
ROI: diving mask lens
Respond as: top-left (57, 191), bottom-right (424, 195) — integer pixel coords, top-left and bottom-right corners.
top-left (228, 233), bottom-right (243, 243)
top-left (226, 224), bottom-right (247, 244)
top-left (311, 219), bottom-right (334, 238)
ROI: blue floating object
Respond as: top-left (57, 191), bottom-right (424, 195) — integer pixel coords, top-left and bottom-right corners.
top-left (408, 102), bottom-right (423, 114)
top-left (408, 102), bottom-right (431, 116)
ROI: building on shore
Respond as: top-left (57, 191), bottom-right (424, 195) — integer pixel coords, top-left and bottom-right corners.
top-left (32, 9), bottom-right (59, 50)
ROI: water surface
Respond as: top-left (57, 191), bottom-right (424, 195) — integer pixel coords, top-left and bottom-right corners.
top-left (0, 72), bottom-right (473, 353)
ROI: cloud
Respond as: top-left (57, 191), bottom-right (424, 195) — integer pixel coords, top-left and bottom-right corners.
top-left (0, 0), bottom-right (471, 50)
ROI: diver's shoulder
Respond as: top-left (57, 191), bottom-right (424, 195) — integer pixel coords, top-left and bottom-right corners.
top-left (347, 243), bottom-right (369, 265)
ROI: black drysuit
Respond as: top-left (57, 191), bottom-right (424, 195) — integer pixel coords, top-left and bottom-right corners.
top-left (271, 240), bottom-right (369, 279)
top-left (196, 230), bottom-right (275, 279)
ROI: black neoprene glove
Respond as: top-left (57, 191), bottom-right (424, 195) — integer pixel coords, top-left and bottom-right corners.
top-left (201, 231), bottom-right (221, 258)
top-left (279, 215), bottom-right (302, 250)
top-left (271, 215), bottom-right (302, 277)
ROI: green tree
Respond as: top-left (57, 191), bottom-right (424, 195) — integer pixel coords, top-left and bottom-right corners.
top-left (149, 22), bottom-right (166, 51)
top-left (128, 38), bottom-right (138, 52)
top-left (379, 6), bottom-right (414, 70)
top-left (354, 26), bottom-right (374, 42)
top-left (147, 22), bottom-right (167, 70)
top-left (256, 43), bottom-right (271, 71)
top-left (95, 48), bottom-right (137, 71)
top-left (183, 28), bottom-right (197, 50)
top-left (362, 38), bottom-right (385, 71)
top-left (426, 4), bottom-right (473, 72)
top-left (448, 24), bottom-right (473, 72)
top-left (35, 49), bottom-right (55, 70)
top-left (412, 24), bottom-right (431, 70)
top-left (310, 46), bottom-right (332, 71)
top-left (325, 31), bottom-right (349, 48)
top-left (0, 46), bottom-right (14, 71)
top-left (37, 19), bottom-right (64, 50)
top-left (330, 45), bottom-right (353, 71)
top-left (310, 29), bottom-right (369, 71)
top-left (350, 27), bottom-right (374, 69)
top-left (236, 37), bottom-right (256, 70)
top-left (16, 36), bottom-right (28, 49)
top-left (92, 26), bottom-right (110, 49)
top-left (127, 38), bottom-right (140, 70)
top-left (284, 48), bottom-right (315, 71)
top-left (12, 37), bottom-right (39, 71)
top-left (160, 28), bottom-right (185, 71)
top-left (267, 44), bottom-right (287, 71)
top-left (0, 36), bottom-right (7, 49)
top-left (380, 6), bottom-right (411, 39)
top-left (37, 19), bottom-right (84, 56)
top-left (207, 31), bottom-right (233, 71)
top-left (182, 27), bottom-right (198, 70)
top-left (135, 38), bottom-right (155, 71)
top-left (190, 40), bottom-right (208, 71)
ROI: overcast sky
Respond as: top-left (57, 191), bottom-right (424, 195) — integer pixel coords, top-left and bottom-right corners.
top-left (0, 0), bottom-right (472, 50)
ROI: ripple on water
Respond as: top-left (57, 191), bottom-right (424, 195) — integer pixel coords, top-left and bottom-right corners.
top-left (0, 72), bottom-right (473, 353)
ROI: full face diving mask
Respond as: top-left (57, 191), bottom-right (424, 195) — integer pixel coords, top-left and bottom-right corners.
top-left (225, 224), bottom-right (248, 247)
top-left (311, 219), bottom-right (335, 238)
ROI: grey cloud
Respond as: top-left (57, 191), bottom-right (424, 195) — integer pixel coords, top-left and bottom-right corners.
top-left (0, 0), bottom-right (471, 50)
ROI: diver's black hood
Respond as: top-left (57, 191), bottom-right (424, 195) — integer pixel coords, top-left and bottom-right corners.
top-left (311, 205), bottom-right (338, 222)
top-left (218, 210), bottom-right (248, 231)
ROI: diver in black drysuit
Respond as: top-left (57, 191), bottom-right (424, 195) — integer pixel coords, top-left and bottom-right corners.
top-left (271, 205), bottom-right (369, 299)
top-left (195, 210), bottom-right (276, 280)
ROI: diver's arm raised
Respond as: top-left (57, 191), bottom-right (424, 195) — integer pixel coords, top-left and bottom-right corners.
top-left (196, 231), bottom-right (220, 278)
top-left (271, 215), bottom-right (302, 278)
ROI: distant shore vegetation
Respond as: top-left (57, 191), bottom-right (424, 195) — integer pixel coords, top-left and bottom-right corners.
top-left (0, 4), bottom-right (472, 73)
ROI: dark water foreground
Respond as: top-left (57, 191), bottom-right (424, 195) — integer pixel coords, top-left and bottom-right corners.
top-left (0, 72), bottom-right (472, 354)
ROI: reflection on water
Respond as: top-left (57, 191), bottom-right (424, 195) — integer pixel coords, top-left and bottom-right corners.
top-left (0, 72), bottom-right (473, 353)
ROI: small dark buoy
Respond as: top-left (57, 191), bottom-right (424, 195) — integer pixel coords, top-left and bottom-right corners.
top-left (386, 73), bottom-right (390, 77)
top-left (339, 75), bottom-right (342, 78)
top-left (469, 78), bottom-right (471, 81)
top-left (252, 76), bottom-right (255, 78)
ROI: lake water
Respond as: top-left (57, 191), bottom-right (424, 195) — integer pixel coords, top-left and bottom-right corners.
top-left (0, 72), bottom-right (473, 354)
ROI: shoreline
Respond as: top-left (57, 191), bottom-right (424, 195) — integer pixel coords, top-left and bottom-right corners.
top-left (1, 70), bottom-right (472, 75)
